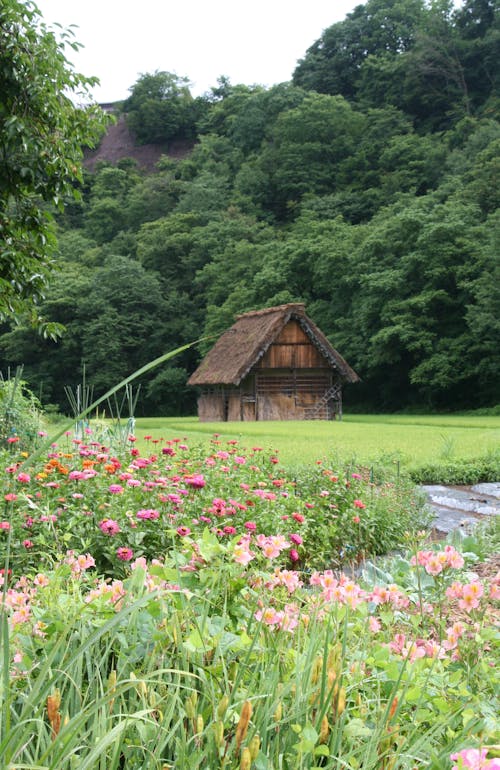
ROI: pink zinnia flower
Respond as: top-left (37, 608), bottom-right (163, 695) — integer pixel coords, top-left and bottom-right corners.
top-left (353, 499), bottom-right (366, 508)
top-left (185, 474), bottom-right (206, 488)
top-left (116, 547), bottom-right (134, 562)
top-left (176, 526), bottom-right (191, 537)
top-left (99, 518), bottom-right (120, 535)
top-left (136, 508), bottom-right (160, 520)
top-left (223, 526), bottom-right (236, 535)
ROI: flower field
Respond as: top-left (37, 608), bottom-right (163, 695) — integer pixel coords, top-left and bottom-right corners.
top-left (0, 430), bottom-right (498, 769)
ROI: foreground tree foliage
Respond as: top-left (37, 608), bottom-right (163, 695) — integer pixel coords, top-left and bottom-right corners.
top-left (0, 0), bottom-right (498, 414)
top-left (0, 0), bottom-right (108, 332)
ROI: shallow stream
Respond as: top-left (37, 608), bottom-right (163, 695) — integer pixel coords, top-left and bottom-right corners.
top-left (422, 482), bottom-right (500, 536)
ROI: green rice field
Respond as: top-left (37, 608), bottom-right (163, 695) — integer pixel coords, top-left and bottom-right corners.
top-left (133, 413), bottom-right (500, 471)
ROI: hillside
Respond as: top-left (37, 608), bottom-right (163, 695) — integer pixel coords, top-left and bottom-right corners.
top-left (83, 113), bottom-right (194, 172)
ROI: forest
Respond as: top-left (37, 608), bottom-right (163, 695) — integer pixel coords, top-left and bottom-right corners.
top-left (0, 0), bottom-right (498, 416)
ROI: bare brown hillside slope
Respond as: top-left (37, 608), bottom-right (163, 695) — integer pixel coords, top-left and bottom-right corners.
top-left (83, 114), bottom-right (194, 172)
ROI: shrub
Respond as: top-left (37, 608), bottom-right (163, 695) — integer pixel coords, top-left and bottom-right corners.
top-left (0, 370), bottom-right (45, 452)
top-left (409, 453), bottom-right (500, 485)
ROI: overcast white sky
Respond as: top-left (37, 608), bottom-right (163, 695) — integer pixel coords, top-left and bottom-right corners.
top-left (35, 0), bottom-right (361, 102)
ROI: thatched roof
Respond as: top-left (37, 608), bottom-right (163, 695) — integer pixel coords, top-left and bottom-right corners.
top-left (188, 304), bottom-right (359, 386)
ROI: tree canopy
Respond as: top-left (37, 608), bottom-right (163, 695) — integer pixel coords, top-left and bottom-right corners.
top-left (0, 0), bottom-right (108, 332)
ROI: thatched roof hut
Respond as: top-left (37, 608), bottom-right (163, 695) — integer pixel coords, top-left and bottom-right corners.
top-left (188, 303), bottom-right (359, 421)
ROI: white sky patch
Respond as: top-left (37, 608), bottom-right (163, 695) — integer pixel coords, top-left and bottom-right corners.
top-left (35, 0), bottom-right (361, 101)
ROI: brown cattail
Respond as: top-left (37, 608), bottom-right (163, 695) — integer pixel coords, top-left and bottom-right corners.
top-left (47, 689), bottom-right (61, 739)
top-left (319, 715), bottom-right (330, 744)
top-left (332, 684), bottom-right (346, 720)
top-left (235, 700), bottom-right (252, 751)
top-left (388, 695), bottom-right (398, 722)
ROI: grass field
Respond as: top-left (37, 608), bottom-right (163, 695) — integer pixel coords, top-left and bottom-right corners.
top-left (133, 413), bottom-right (500, 471)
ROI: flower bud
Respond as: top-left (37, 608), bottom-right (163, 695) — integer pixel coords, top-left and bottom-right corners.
top-left (240, 747), bottom-right (252, 770)
top-left (213, 720), bottom-right (224, 747)
top-left (217, 694), bottom-right (229, 719)
top-left (195, 714), bottom-right (204, 735)
top-left (249, 733), bottom-right (260, 759)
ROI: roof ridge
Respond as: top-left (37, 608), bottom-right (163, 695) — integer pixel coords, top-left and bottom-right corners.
top-left (236, 303), bottom-right (305, 319)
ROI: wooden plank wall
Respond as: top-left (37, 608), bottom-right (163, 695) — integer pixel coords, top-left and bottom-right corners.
top-left (257, 321), bottom-right (328, 369)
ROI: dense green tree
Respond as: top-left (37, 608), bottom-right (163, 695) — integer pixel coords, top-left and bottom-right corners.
top-left (293, 0), bottom-right (498, 131)
top-left (123, 71), bottom-right (195, 144)
top-left (256, 94), bottom-right (366, 218)
top-left (0, 0), bottom-right (107, 330)
top-left (293, 0), bottom-right (425, 99)
top-left (124, 172), bottom-right (183, 229)
top-left (0, 265), bottom-right (93, 407)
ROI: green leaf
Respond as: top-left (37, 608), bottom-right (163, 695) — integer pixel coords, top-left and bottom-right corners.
top-left (344, 718), bottom-right (373, 740)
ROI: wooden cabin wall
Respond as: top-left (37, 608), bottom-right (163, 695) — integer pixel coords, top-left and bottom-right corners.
top-left (227, 393), bottom-right (241, 421)
top-left (197, 393), bottom-right (225, 422)
top-left (257, 321), bottom-right (328, 370)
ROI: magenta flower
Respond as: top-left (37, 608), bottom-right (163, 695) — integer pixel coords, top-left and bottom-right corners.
top-left (68, 471), bottom-right (85, 481)
top-left (16, 472), bottom-right (31, 483)
top-left (116, 547), bottom-right (134, 562)
top-left (176, 526), bottom-right (191, 537)
top-left (136, 508), bottom-right (160, 520)
top-left (99, 518), bottom-right (120, 535)
top-left (185, 474), bottom-right (206, 488)
top-left (108, 484), bottom-right (124, 494)
top-left (223, 526), bottom-right (237, 535)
